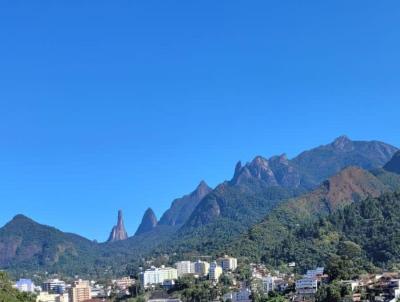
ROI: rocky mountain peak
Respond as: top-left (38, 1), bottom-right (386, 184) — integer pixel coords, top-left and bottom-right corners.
top-left (231, 154), bottom-right (300, 187)
top-left (158, 181), bottom-right (212, 227)
top-left (269, 153), bottom-right (289, 165)
top-left (251, 155), bottom-right (269, 167)
top-left (232, 156), bottom-right (275, 185)
top-left (135, 208), bottom-right (158, 235)
top-left (107, 210), bottom-right (128, 242)
top-left (332, 135), bottom-right (353, 151)
top-left (193, 180), bottom-right (211, 197)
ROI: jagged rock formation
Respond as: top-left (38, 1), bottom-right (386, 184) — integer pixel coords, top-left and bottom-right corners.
top-left (158, 181), bottom-right (212, 226)
top-left (135, 208), bottom-right (158, 235)
top-left (231, 136), bottom-right (397, 189)
top-left (107, 210), bottom-right (128, 242)
top-left (184, 136), bottom-right (398, 229)
top-left (232, 154), bottom-right (300, 187)
top-left (384, 151), bottom-right (400, 174)
top-left (0, 136), bottom-right (398, 278)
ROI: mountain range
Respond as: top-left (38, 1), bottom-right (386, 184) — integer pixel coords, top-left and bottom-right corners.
top-left (0, 136), bottom-right (399, 278)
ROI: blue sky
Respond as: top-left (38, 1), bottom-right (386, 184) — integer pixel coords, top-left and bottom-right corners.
top-left (0, 1), bottom-right (399, 241)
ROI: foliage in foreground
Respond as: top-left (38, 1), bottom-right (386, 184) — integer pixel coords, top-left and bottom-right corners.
top-left (0, 272), bottom-right (35, 302)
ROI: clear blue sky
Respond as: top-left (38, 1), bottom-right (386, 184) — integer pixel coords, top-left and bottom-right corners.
top-left (0, 1), bottom-right (399, 241)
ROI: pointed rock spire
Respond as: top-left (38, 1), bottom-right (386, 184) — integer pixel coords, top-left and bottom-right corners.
top-left (135, 208), bottom-right (158, 235)
top-left (107, 210), bottom-right (128, 242)
top-left (191, 180), bottom-right (212, 199)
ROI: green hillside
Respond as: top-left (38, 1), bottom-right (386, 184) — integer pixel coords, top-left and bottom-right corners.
top-left (229, 176), bottom-right (400, 275)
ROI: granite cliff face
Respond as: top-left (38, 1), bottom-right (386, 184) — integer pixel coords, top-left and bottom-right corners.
top-left (232, 154), bottom-right (301, 187)
top-left (158, 181), bottom-right (212, 226)
top-left (230, 136), bottom-right (397, 190)
top-left (107, 210), bottom-right (128, 242)
top-left (135, 208), bottom-right (158, 235)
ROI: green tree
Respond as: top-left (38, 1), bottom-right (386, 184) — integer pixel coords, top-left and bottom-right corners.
top-left (0, 272), bottom-right (35, 302)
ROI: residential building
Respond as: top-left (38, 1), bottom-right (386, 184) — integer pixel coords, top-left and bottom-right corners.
top-left (295, 278), bottom-right (318, 295)
top-left (68, 280), bottom-right (91, 302)
top-left (15, 279), bottom-right (36, 293)
top-left (140, 266), bottom-right (178, 288)
top-left (341, 280), bottom-right (360, 292)
top-left (112, 277), bottom-right (135, 290)
top-left (175, 261), bottom-right (193, 277)
top-left (305, 267), bottom-right (324, 279)
top-left (36, 292), bottom-right (67, 302)
top-left (192, 260), bottom-right (210, 277)
top-left (218, 255), bottom-right (238, 272)
top-left (224, 288), bottom-right (252, 302)
top-left (90, 284), bottom-right (105, 298)
top-left (209, 261), bottom-right (223, 282)
top-left (262, 275), bottom-right (278, 293)
top-left (42, 279), bottom-right (66, 294)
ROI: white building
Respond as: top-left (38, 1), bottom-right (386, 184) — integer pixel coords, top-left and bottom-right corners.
top-left (193, 260), bottom-right (210, 277)
top-left (209, 261), bottom-right (223, 282)
top-left (14, 279), bottom-right (36, 293)
top-left (140, 266), bottom-right (178, 288)
top-left (175, 261), bottom-right (193, 277)
top-left (341, 280), bottom-right (359, 292)
top-left (262, 275), bottom-right (278, 293)
top-left (36, 292), bottom-right (68, 302)
top-left (295, 278), bottom-right (318, 295)
top-left (305, 267), bottom-right (324, 279)
top-left (224, 288), bottom-right (252, 302)
top-left (218, 255), bottom-right (238, 272)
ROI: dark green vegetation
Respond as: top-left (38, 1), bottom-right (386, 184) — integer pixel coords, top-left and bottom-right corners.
top-left (0, 272), bottom-right (35, 302)
top-left (167, 275), bottom-right (232, 302)
top-left (315, 281), bottom-right (352, 302)
top-left (252, 292), bottom-right (289, 302)
top-left (232, 191), bottom-right (400, 277)
top-left (160, 181), bottom-right (305, 259)
top-left (229, 166), bottom-right (400, 264)
top-left (0, 214), bottom-right (99, 277)
top-left (384, 150), bottom-right (400, 174)
top-left (0, 137), bottom-right (398, 278)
